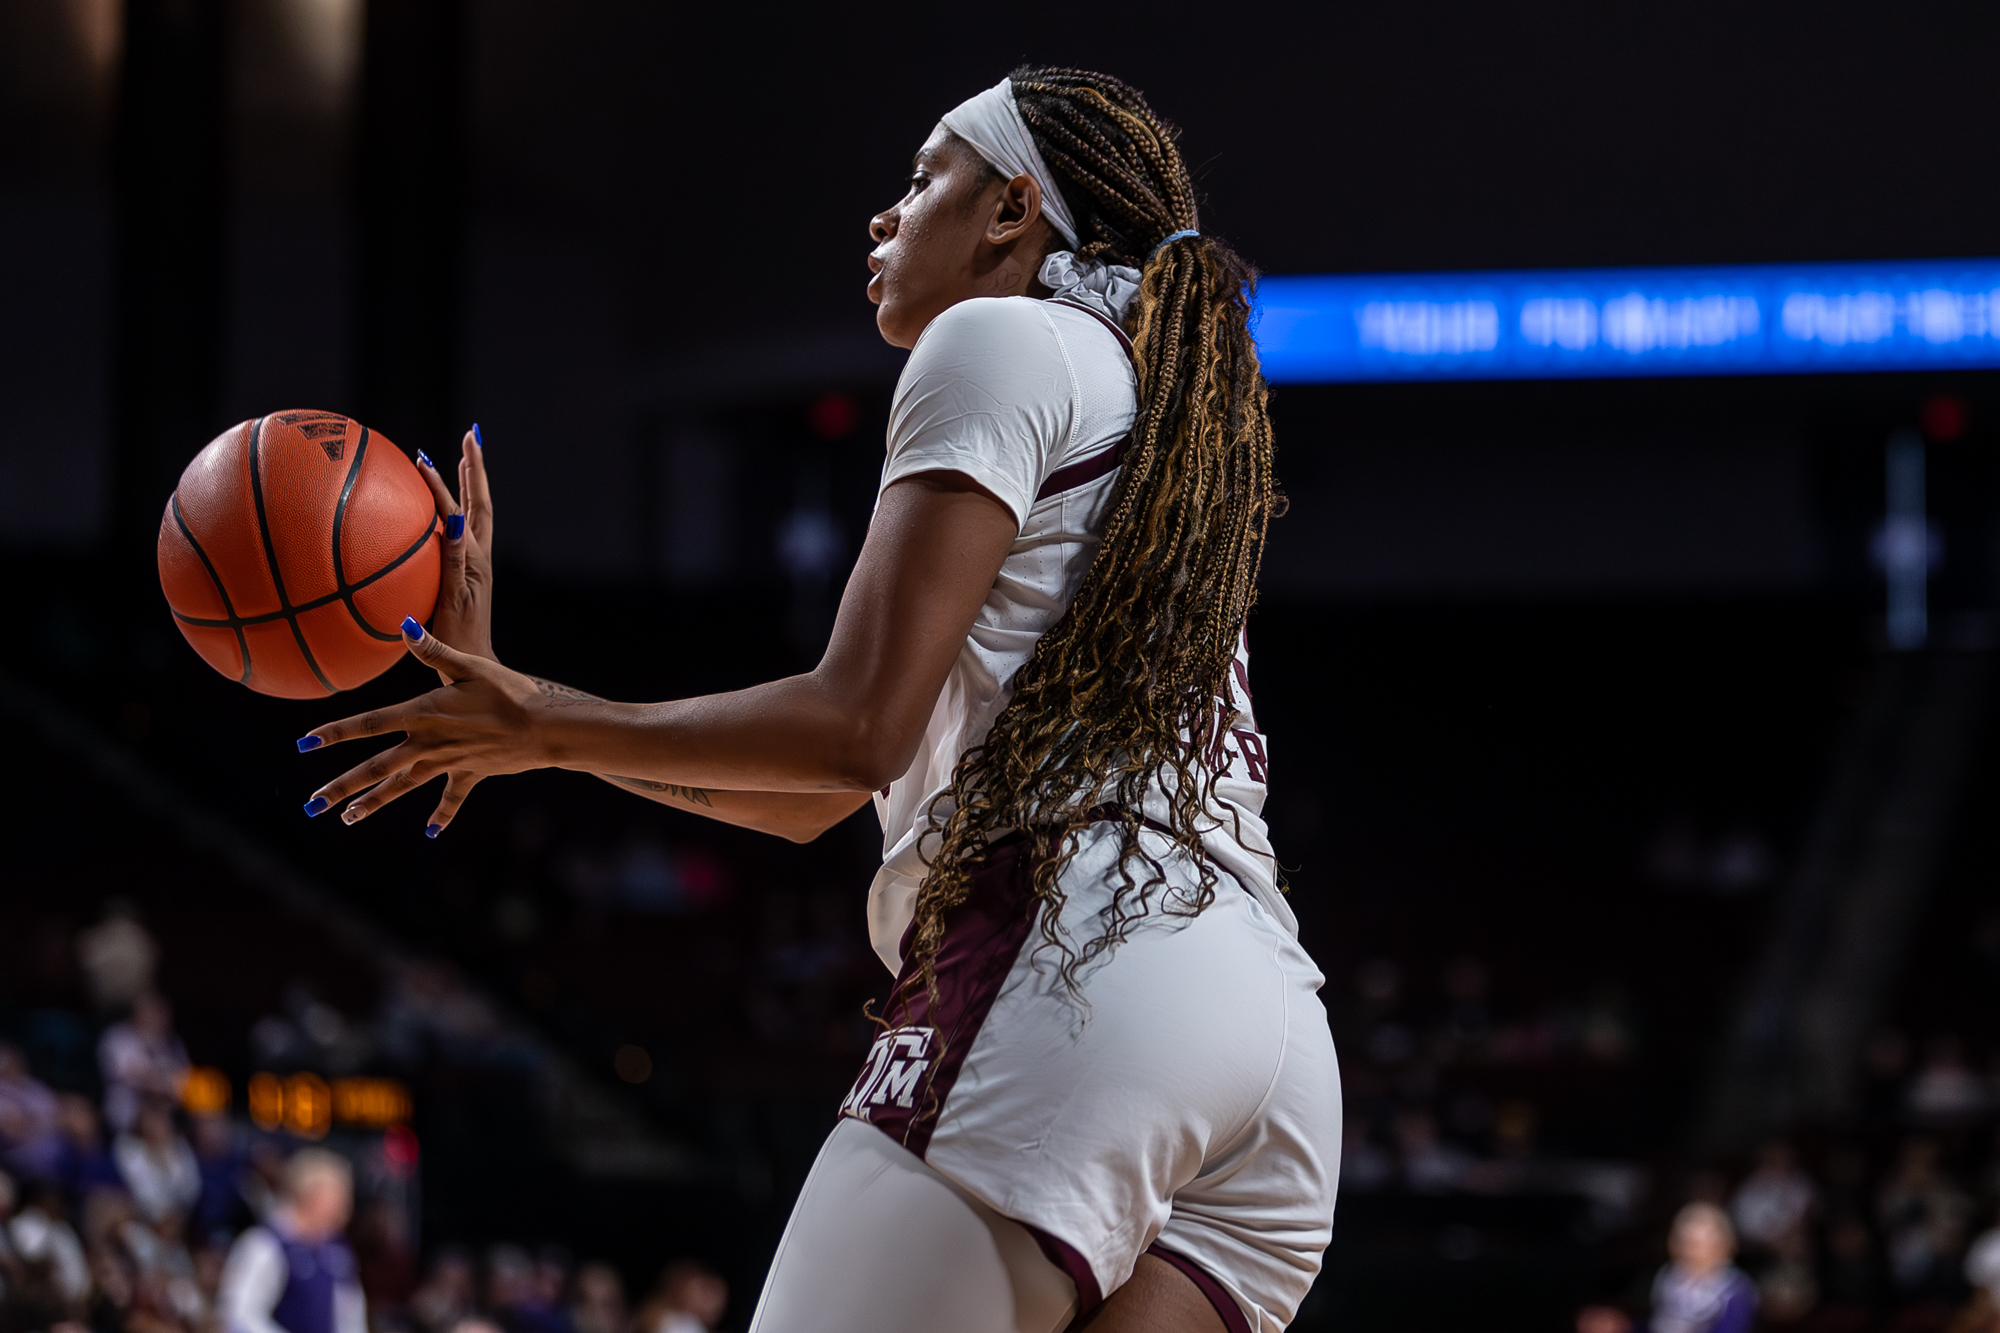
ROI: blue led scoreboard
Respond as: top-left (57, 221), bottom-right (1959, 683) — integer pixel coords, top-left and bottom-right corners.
top-left (1254, 259), bottom-right (2000, 383)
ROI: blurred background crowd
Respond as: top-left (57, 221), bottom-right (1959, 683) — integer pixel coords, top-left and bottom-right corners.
top-left (0, 908), bottom-right (733, 1333)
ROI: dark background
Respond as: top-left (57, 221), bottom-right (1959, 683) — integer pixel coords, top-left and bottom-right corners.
top-left (2, 2), bottom-right (1998, 1330)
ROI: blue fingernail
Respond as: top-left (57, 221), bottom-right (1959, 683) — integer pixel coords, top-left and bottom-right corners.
top-left (304, 797), bottom-right (329, 817)
top-left (402, 616), bottom-right (424, 639)
top-left (296, 735), bottom-right (322, 752)
top-left (445, 513), bottom-right (465, 541)
top-left (417, 450), bottom-right (434, 469)
top-left (472, 422), bottom-right (483, 448)
top-left (425, 824), bottom-right (442, 839)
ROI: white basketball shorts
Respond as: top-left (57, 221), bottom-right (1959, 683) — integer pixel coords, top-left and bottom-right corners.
top-left (761, 821), bottom-right (1341, 1331)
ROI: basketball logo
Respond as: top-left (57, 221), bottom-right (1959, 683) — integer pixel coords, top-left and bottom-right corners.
top-left (275, 410), bottom-right (353, 461)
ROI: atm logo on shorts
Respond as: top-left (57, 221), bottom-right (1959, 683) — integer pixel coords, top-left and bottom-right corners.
top-left (840, 1025), bottom-right (935, 1121)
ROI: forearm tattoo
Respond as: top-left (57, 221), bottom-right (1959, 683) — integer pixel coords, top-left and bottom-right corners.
top-left (605, 774), bottom-right (713, 807)
top-left (530, 677), bottom-right (602, 707)
top-left (536, 678), bottom-right (708, 807)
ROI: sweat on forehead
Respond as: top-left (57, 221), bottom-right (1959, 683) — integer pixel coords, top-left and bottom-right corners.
top-left (919, 128), bottom-right (991, 171)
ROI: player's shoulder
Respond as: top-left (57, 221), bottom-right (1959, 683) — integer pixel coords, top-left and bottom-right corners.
top-left (911, 296), bottom-right (1064, 359)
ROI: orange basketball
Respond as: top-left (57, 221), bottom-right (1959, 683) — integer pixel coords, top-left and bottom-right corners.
top-left (158, 411), bottom-right (442, 698)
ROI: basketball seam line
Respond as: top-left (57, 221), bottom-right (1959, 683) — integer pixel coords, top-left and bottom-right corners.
top-left (167, 515), bottom-right (438, 631)
top-left (247, 414), bottom-right (339, 695)
top-left (331, 426), bottom-right (364, 595)
top-left (332, 427), bottom-right (414, 643)
top-left (169, 493), bottom-right (253, 685)
top-left (328, 422), bottom-right (386, 636)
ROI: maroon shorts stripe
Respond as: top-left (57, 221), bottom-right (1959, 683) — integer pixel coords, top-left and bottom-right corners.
top-left (1012, 1230), bottom-right (1254, 1330)
top-left (1027, 1225), bottom-right (1103, 1315)
top-left (839, 811), bottom-right (1176, 1155)
top-left (839, 833), bottom-right (1040, 1157)
top-left (1146, 1242), bottom-right (1253, 1333)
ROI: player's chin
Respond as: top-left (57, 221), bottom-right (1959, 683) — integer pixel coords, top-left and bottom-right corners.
top-left (874, 299), bottom-right (916, 349)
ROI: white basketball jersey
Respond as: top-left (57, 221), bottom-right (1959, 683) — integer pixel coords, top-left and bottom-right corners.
top-left (865, 295), bottom-right (1286, 973)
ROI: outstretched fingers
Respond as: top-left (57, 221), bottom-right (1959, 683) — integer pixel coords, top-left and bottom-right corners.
top-left (423, 771), bottom-right (484, 838)
top-left (303, 738), bottom-right (423, 816)
top-left (337, 754), bottom-right (455, 825)
top-left (296, 699), bottom-right (422, 755)
top-left (415, 448), bottom-right (460, 520)
top-left (299, 622), bottom-right (510, 827)
top-left (303, 739), bottom-right (454, 824)
top-left (461, 426), bottom-right (494, 552)
top-left (433, 487), bottom-right (471, 678)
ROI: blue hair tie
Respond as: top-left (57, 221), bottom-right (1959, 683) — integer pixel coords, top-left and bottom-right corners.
top-left (1147, 229), bottom-right (1200, 260)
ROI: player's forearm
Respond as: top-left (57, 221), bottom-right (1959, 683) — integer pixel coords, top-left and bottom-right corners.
top-left (517, 477), bottom-right (1009, 796)
top-left (590, 775), bottom-right (869, 842)
top-left (532, 673), bottom-right (910, 794)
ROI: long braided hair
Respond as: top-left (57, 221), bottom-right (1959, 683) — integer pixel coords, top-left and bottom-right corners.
top-left (904, 66), bottom-right (1278, 996)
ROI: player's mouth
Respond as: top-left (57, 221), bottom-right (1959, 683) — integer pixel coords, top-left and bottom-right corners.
top-left (866, 250), bottom-right (887, 303)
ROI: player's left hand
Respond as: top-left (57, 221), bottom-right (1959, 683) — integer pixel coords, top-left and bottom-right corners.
top-left (298, 617), bottom-right (551, 837)
top-left (411, 426), bottom-right (496, 823)
top-left (413, 424), bottom-right (496, 670)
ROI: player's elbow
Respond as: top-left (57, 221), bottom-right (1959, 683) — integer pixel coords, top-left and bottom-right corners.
top-left (835, 753), bottom-right (902, 797)
top-left (827, 724), bottom-right (912, 797)
top-left (763, 794), bottom-right (872, 845)
top-left (804, 673), bottom-right (918, 792)
top-left (777, 817), bottom-right (837, 845)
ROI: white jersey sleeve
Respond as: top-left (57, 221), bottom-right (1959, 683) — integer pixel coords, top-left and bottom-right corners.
top-left (881, 297), bottom-right (1077, 527)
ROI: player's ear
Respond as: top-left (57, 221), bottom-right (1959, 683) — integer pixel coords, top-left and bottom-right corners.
top-left (987, 173), bottom-right (1043, 246)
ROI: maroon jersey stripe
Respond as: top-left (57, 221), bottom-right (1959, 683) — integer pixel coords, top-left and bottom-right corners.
top-left (1034, 436), bottom-right (1130, 502)
top-left (1047, 295), bottom-right (1135, 356)
top-left (1033, 295), bottom-right (1138, 505)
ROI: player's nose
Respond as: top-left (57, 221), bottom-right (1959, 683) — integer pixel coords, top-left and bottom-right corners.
top-left (870, 206), bottom-right (898, 245)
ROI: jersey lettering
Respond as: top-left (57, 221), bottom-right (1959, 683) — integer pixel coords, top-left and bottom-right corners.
top-left (1200, 638), bottom-right (1269, 787)
top-left (1205, 714), bottom-right (1234, 771)
top-left (875, 1058), bottom-right (925, 1108)
top-left (840, 1026), bottom-right (935, 1120)
top-left (1231, 728), bottom-right (1269, 784)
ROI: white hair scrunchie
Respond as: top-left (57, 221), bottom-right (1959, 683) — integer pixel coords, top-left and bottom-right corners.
top-left (940, 78), bottom-right (1145, 326)
top-left (1038, 251), bottom-right (1144, 327)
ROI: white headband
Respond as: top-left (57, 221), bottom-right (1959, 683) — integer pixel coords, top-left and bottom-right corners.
top-left (938, 77), bottom-right (1078, 247)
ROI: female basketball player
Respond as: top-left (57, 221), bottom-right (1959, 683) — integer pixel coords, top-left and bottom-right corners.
top-left (298, 68), bottom-right (1339, 1332)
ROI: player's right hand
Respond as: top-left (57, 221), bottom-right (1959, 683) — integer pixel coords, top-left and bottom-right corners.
top-left (301, 617), bottom-right (565, 837)
top-left (414, 424), bottom-right (496, 675)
